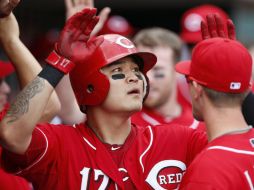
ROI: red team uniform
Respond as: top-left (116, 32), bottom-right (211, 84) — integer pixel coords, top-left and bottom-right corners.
top-left (180, 128), bottom-right (254, 190)
top-left (2, 123), bottom-right (207, 190)
top-left (0, 104), bottom-right (31, 190)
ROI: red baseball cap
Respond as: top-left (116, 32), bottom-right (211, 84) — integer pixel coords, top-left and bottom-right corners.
top-left (175, 38), bottom-right (252, 93)
top-left (98, 15), bottom-right (134, 37)
top-left (180, 4), bottom-right (228, 44)
top-left (0, 61), bottom-right (14, 78)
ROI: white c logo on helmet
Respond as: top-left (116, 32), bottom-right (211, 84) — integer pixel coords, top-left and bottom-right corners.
top-left (116, 36), bottom-right (135, 49)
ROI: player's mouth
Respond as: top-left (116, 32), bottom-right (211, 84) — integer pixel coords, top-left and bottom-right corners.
top-left (127, 88), bottom-right (141, 95)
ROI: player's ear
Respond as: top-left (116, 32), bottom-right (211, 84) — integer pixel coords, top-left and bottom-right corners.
top-left (192, 81), bottom-right (203, 100)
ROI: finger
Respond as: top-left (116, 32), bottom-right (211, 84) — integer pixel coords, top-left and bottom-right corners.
top-left (72, 0), bottom-right (79, 6)
top-left (64, 0), bottom-right (73, 9)
top-left (9, 0), bottom-right (20, 7)
top-left (83, 16), bottom-right (99, 36)
top-left (201, 21), bottom-right (210, 40)
top-left (206, 14), bottom-right (218, 38)
top-left (227, 19), bottom-right (236, 40)
top-left (81, 8), bottom-right (97, 26)
top-left (87, 36), bottom-right (104, 50)
top-left (90, 7), bottom-right (110, 37)
top-left (5, 0), bottom-right (20, 14)
top-left (83, 0), bottom-right (94, 7)
top-left (215, 14), bottom-right (226, 38)
top-left (98, 7), bottom-right (111, 24)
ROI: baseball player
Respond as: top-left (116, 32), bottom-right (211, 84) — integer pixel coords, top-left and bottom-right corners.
top-left (0, 8), bottom-right (207, 190)
top-left (179, 4), bottom-right (254, 127)
top-left (131, 27), bottom-right (204, 131)
top-left (176, 14), bottom-right (254, 189)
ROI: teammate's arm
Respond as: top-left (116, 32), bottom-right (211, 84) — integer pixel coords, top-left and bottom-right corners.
top-left (0, 0), bottom-right (20, 18)
top-left (0, 13), bottom-right (61, 123)
top-left (0, 8), bottom-right (102, 154)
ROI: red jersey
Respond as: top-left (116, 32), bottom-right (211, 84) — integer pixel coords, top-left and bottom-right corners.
top-left (132, 89), bottom-right (205, 131)
top-left (0, 104), bottom-right (32, 190)
top-left (2, 123), bottom-right (207, 190)
top-left (180, 128), bottom-right (254, 189)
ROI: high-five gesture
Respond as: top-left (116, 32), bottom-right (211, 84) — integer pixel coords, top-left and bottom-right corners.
top-left (201, 14), bottom-right (236, 40)
top-left (0, 0), bottom-right (20, 18)
top-left (56, 8), bottom-right (103, 63)
top-left (46, 8), bottom-right (104, 74)
top-left (64, 0), bottom-right (110, 36)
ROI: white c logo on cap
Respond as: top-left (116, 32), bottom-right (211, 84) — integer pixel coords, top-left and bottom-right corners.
top-left (116, 36), bottom-right (135, 49)
top-left (184, 13), bottom-right (203, 32)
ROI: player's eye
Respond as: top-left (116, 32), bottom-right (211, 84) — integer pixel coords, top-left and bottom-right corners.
top-left (112, 67), bottom-right (122, 73)
top-left (154, 73), bottom-right (165, 79)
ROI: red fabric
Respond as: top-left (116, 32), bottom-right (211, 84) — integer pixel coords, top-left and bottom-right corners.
top-left (180, 129), bottom-right (254, 189)
top-left (0, 104), bottom-right (31, 190)
top-left (2, 122), bottom-right (207, 190)
top-left (0, 61), bottom-right (14, 78)
top-left (176, 38), bottom-right (252, 93)
top-left (180, 4), bottom-right (228, 44)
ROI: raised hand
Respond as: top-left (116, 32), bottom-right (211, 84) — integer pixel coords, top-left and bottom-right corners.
top-left (64, 0), bottom-right (110, 36)
top-left (56, 8), bottom-right (103, 63)
top-left (0, 0), bottom-right (20, 18)
top-left (201, 14), bottom-right (236, 40)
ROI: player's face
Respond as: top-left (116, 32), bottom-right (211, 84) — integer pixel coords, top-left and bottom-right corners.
top-left (137, 45), bottom-right (176, 108)
top-left (100, 56), bottom-right (145, 114)
top-left (0, 78), bottom-right (10, 111)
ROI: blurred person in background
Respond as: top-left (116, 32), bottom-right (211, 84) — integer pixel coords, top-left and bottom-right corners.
top-left (180, 4), bottom-right (229, 51)
top-left (132, 27), bottom-right (204, 130)
top-left (97, 14), bottom-right (134, 38)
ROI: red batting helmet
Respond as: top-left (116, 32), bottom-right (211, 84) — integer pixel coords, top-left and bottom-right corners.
top-left (180, 4), bottom-right (229, 44)
top-left (69, 34), bottom-right (157, 107)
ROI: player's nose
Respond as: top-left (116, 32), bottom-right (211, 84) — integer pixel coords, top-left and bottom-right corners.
top-left (126, 72), bottom-right (139, 83)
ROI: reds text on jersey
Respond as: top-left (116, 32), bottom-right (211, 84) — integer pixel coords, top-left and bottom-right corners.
top-left (1, 123), bottom-right (207, 190)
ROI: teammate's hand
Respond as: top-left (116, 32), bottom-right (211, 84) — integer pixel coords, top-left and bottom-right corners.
top-left (0, 0), bottom-right (20, 18)
top-left (64, 0), bottom-right (110, 37)
top-left (56, 8), bottom-right (103, 63)
top-left (201, 14), bottom-right (236, 40)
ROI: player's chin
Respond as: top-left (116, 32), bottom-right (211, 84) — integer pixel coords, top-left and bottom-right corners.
top-left (125, 102), bottom-right (143, 113)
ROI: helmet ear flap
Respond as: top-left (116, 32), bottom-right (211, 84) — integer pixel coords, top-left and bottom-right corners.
top-left (140, 73), bottom-right (150, 101)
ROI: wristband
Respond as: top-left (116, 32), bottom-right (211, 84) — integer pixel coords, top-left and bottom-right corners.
top-left (38, 64), bottom-right (65, 87)
top-left (45, 50), bottom-right (75, 74)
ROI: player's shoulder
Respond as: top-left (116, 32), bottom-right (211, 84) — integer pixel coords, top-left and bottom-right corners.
top-left (134, 123), bottom-right (203, 140)
top-left (35, 122), bottom-right (81, 135)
